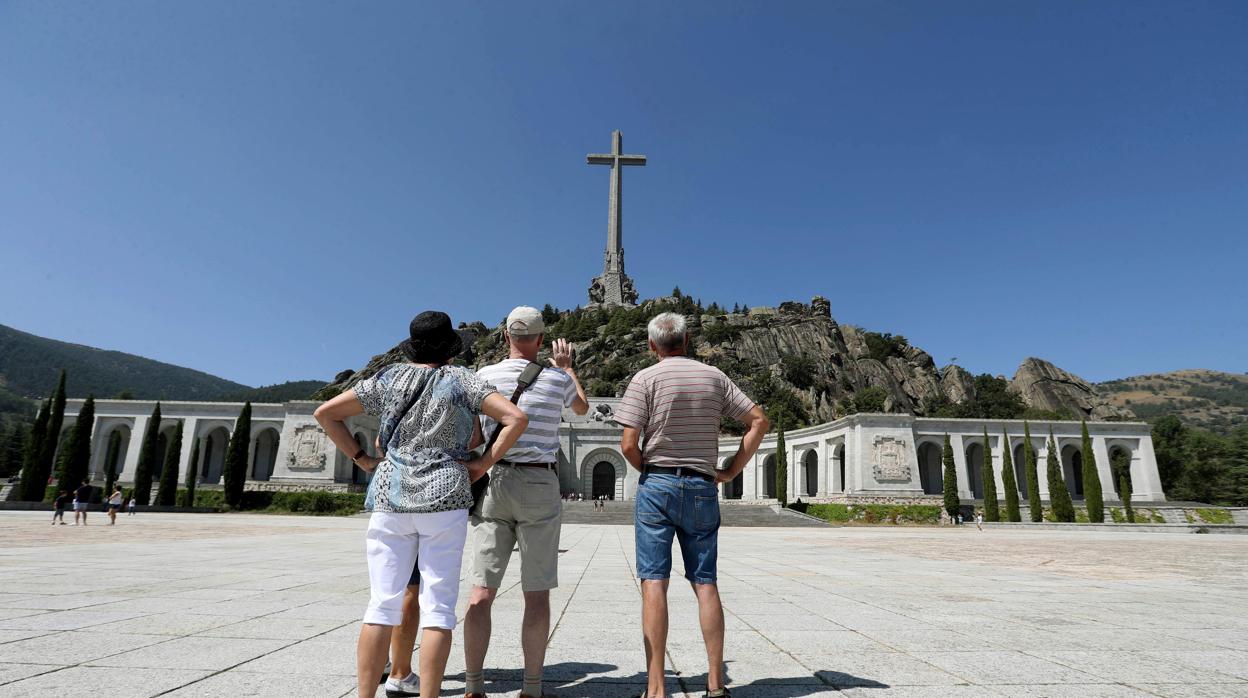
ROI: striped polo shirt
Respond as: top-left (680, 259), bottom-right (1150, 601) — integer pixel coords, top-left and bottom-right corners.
top-left (615, 356), bottom-right (756, 477)
top-left (477, 359), bottom-right (578, 463)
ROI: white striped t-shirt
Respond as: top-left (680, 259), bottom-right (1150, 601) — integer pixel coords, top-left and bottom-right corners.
top-left (477, 359), bottom-right (578, 463)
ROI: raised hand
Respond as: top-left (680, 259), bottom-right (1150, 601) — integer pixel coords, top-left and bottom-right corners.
top-left (549, 338), bottom-right (575, 370)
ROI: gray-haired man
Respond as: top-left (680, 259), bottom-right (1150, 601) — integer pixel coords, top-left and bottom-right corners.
top-left (464, 306), bottom-right (589, 698)
top-left (617, 312), bottom-right (770, 698)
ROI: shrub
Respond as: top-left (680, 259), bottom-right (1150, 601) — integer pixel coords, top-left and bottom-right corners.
top-left (801, 503), bottom-right (941, 525)
top-left (1081, 421), bottom-right (1104, 523)
top-left (780, 354), bottom-right (818, 390)
top-left (1195, 508), bottom-right (1233, 524)
top-left (1046, 430), bottom-right (1076, 522)
top-left (862, 332), bottom-right (909, 362)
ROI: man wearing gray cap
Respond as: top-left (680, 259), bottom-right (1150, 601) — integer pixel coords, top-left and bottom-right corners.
top-left (463, 306), bottom-right (589, 698)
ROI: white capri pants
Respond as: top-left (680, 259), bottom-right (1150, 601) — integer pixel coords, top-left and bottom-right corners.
top-left (364, 509), bottom-right (469, 629)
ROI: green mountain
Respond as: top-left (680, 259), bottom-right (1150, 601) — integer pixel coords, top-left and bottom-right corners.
top-left (0, 323), bottom-right (249, 400)
top-left (220, 381), bottom-right (325, 403)
top-left (1098, 370), bottom-right (1248, 435)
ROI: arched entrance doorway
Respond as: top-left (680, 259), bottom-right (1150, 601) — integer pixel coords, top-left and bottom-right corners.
top-left (352, 432), bottom-right (372, 485)
top-left (199, 427), bottom-right (230, 484)
top-left (834, 443), bottom-right (846, 492)
top-left (918, 442), bottom-right (942, 495)
top-left (591, 462), bottom-right (617, 500)
top-left (1109, 445), bottom-right (1133, 498)
top-left (95, 424), bottom-right (131, 482)
top-left (251, 428), bottom-right (279, 481)
top-left (721, 457), bottom-right (743, 500)
top-left (1012, 442), bottom-right (1029, 495)
top-left (965, 442), bottom-right (985, 499)
top-left (760, 454), bottom-right (777, 498)
top-left (802, 450), bottom-right (818, 497)
top-left (1060, 444), bottom-right (1085, 499)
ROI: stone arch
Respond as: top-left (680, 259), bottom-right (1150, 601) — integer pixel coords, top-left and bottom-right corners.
top-left (965, 441), bottom-right (985, 500)
top-left (579, 448), bottom-right (626, 500)
top-left (1060, 443), bottom-right (1085, 499)
top-left (1108, 442), bottom-right (1134, 498)
top-left (251, 427), bottom-right (280, 481)
top-left (1012, 441), bottom-right (1029, 495)
top-left (801, 449), bottom-right (818, 497)
top-left (199, 426), bottom-right (231, 484)
top-left (152, 423), bottom-right (180, 480)
top-left (721, 456), bottom-right (743, 500)
top-left (93, 422), bottom-right (132, 481)
top-left (917, 441), bottom-right (942, 495)
top-left (760, 453), bottom-right (776, 498)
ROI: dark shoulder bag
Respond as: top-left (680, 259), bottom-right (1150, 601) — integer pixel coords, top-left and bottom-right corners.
top-left (471, 362), bottom-right (544, 513)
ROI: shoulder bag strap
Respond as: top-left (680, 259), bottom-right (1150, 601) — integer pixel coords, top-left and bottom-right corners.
top-left (482, 361), bottom-right (543, 454)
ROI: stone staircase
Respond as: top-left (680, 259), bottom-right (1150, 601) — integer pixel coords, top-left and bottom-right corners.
top-left (1156, 508), bottom-right (1189, 524)
top-left (560, 501), bottom-right (828, 527)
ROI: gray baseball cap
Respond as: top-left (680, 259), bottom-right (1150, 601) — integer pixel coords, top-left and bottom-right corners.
top-left (506, 306), bottom-right (545, 336)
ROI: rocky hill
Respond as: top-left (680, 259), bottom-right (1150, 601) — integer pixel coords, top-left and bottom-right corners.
top-left (318, 296), bottom-right (1131, 426)
top-left (1098, 370), bottom-right (1248, 434)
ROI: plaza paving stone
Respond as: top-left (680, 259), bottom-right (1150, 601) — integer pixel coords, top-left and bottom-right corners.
top-left (1, 511), bottom-right (1247, 697)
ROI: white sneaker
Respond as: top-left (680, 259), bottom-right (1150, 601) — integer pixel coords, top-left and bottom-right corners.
top-left (385, 671), bottom-right (419, 697)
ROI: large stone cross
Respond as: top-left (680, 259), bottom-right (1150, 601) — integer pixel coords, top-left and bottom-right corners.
top-left (586, 130), bottom-right (646, 306)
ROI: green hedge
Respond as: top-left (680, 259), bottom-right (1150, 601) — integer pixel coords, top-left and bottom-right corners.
top-left (174, 489), bottom-right (364, 516)
top-left (794, 502), bottom-right (941, 525)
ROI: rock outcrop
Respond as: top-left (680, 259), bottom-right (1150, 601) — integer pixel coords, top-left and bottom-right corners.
top-left (1011, 357), bottom-right (1132, 421)
top-left (318, 298), bottom-right (1132, 424)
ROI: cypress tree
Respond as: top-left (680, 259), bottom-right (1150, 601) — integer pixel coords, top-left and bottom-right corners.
top-left (57, 395), bottom-right (95, 487)
top-left (1001, 430), bottom-right (1021, 522)
top-left (1046, 430), bottom-right (1075, 522)
top-left (1080, 421), bottom-right (1105, 523)
top-left (981, 428), bottom-right (999, 522)
top-left (775, 424), bottom-right (788, 507)
top-left (34, 370), bottom-right (68, 493)
top-left (223, 402), bottom-right (252, 508)
top-left (184, 438), bottom-right (200, 508)
top-left (132, 403), bottom-right (162, 505)
top-left (1024, 421), bottom-right (1043, 522)
top-left (102, 430), bottom-right (122, 495)
top-left (942, 434), bottom-right (959, 518)
top-left (156, 421), bottom-right (183, 506)
top-left (1120, 473), bottom-right (1135, 523)
top-left (18, 400), bottom-right (51, 501)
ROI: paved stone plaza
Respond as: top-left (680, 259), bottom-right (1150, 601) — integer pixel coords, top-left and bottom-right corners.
top-left (1, 512), bottom-right (1246, 697)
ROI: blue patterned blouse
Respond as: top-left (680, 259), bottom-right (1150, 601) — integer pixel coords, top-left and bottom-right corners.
top-left (353, 364), bottom-right (497, 513)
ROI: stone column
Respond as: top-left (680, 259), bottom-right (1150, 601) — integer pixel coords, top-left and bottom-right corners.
top-left (816, 440), bottom-right (829, 496)
top-left (118, 415), bottom-right (149, 483)
top-left (1091, 436), bottom-right (1117, 500)
top-left (950, 433), bottom-right (971, 499)
top-left (1036, 439), bottom-right (1052, 498)
top-left (1131, 437), bottom-right (1166, 502)
top-left (178, 417), bottom-right (200, 485)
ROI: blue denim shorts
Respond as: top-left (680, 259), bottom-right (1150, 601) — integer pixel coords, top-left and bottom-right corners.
top-left (634, 469), bottom-right (720, 584)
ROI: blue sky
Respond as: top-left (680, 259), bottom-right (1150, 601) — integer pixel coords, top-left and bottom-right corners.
top-left (2, 1), bottom-right (1245, 387)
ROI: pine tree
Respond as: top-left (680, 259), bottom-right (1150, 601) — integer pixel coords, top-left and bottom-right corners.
top-left (981, 428), bottom-right (999, 522)
top-left (1046, 430), bottom-right (1075, 522)
top-left (1001, 430), bottom-right (1021, 522)
top-left (57, 395), bottom-right (95, 487)
top-left (1, 423), bottom-right (29, 478)
top-left (156, 421), bottom-right (183, 506)
top-left (102, 430), bottom-right (122, 495)
top-left (1080, 421), bottom-right (1105, 523)
top-left (223, 402), bottom-right (252, 508)
top-left (942, 434), bottom-right (960, 518)
top-left (1024, 421), bottom-right (1042, 522)
top-left (775, 424), bottom-right (788, 507)
top-left (184, 438), bottom-right (200, 508)
top-left (18, 400), bottom-right (51, 501)
top-left (34, 370), bottom-right (68, 493)
top-left (132, 403), bottom-right (162, 505)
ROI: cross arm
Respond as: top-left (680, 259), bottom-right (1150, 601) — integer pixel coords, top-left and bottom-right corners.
top-left (586, 154), bottom-right (648, 166)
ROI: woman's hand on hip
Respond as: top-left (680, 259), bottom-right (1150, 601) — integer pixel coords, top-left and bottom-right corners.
top-left (461, 457), bottom-right (490, 482)
top-left (357, 455), bottom-right (383, 472)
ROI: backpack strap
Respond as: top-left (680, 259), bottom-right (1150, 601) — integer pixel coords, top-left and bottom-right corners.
top-left (483, 361), bottom-right (543, 453)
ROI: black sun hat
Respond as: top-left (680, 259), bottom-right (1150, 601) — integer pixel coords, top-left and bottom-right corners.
top-left (401, 311), bottom-right (463, 364)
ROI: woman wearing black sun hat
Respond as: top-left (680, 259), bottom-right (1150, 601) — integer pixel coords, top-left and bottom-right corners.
top-left (316, 310), bottom-right (528, 698)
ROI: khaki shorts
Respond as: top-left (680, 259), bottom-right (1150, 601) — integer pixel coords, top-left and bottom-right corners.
top-left (470, 465), bottom-right (562, 592)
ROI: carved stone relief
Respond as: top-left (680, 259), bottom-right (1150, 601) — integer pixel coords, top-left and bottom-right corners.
top-left (287, 424), bottom-right (327, 471)
top-left (872, 435), bottom-right (911, 482)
